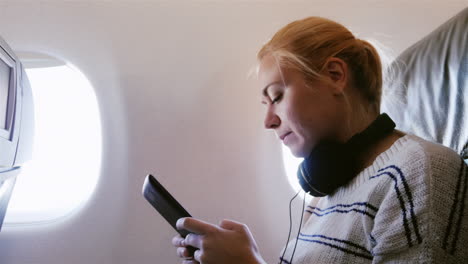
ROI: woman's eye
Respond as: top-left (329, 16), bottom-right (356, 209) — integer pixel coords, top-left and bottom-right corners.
top-left (272, 94), bottom-right (282, 104)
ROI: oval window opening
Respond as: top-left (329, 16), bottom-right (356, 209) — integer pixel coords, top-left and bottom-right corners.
top-left (4, 58), bottom-right (102, 225)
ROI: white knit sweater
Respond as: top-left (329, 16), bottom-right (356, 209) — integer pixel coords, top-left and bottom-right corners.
top-left (279, 134), bottom-right (468, 264)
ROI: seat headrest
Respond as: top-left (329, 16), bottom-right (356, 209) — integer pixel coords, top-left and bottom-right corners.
top-left (382, 7), bottom-right (468, 161)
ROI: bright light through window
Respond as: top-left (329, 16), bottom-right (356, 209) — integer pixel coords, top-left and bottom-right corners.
top-left (4, 64), bottom-right (102, 224)
top-left (282, 144), bottom-right (303, 192)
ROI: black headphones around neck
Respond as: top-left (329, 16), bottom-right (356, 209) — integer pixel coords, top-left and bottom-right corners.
top-left (297, 113), bottom-right (396, 197)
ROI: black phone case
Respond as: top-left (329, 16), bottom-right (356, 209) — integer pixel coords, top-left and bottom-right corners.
top-left (142, 174), bottom-right (191, 237)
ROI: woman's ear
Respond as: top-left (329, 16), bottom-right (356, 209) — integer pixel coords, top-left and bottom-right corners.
top-left (324, 57), bottom-right (348, 95)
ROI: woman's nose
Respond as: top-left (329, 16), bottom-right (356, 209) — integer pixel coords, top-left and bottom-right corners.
top-left (264, 108), bottom-right (280, 129)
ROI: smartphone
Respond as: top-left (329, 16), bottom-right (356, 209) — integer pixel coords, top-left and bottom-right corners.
top-left (142, 174), bottom-right (191, 237)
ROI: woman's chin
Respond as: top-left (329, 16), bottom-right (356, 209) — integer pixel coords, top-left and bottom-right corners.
top-left (289, 146), bottom-right (308, 158)
top-left (288, 142), bottom-right (315, 158)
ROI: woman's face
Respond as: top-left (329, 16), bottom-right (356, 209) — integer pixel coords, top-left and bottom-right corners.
top-left (258, 54), bottom-right (346, 158)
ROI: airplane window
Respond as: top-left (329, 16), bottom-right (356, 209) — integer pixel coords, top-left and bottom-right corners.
top-left (4, 63), bottom-right (102, 225)
top-left (282, 145), bottom-right (303, 192)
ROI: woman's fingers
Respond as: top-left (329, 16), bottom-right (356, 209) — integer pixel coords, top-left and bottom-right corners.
top-left (182, 260), bottom-right (199, 264)
top-left (176, 247), bottom-right (193, 259)
top-left (183, 233), bottom-right (203, 249)
top-left (218, 219), bottom-right (245, 231)
top-left (193, 249), bottom-right (204, 263)
top-left (177, 217), bottom-right (217, 235)
top-left (173, 218), bottom-right (266, 264)
top-left (172, 235), bottom-right (184, 247)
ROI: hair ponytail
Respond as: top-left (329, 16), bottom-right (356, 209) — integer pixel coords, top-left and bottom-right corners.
top-left (352, 39), bottom-right (383, 113)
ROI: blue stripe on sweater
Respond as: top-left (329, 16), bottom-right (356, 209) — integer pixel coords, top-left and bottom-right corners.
top-left (379, 165), bottom-right (422, 244)
top-left (442, 159), bottom-right (463, 251)
top-left (307, 202), bottom-right (378, 212)
top-left (443, 159), bottom-right (468, 255)
top-left (305, 208), bottom-right (375, 219)
top-left (299, 233), bottom-right (372, 255)
top-left (370, 170), bottom-right (414, 247)
top-left (297, 237), bottom-right (373, 260)
top-left (279, 257), bottom-right (291, 264)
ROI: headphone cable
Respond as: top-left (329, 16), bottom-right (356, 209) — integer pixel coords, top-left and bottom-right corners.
top-left (279, 190), bottom-right (301, 264)
top-left (289, 191), bottom-right (306, 263)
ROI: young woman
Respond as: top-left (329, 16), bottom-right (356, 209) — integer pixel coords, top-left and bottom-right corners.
top-left (172, 16), bottom-right (467, 264)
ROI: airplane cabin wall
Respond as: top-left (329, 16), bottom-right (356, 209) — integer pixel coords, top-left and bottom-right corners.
top-left (0, 1), bottom-right (466, 263)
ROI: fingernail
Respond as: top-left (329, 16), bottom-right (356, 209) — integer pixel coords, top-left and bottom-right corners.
top-left (176, 218), bottom-right (185, 229)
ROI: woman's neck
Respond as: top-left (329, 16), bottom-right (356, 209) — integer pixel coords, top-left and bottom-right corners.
top-left (357, 129), bottom-right (406, 171)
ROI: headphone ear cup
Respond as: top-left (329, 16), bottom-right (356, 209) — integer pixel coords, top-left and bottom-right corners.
top-left (297, 142), bottom-right (357, 196)
top-left (297, 114), bottom-right (396, 197)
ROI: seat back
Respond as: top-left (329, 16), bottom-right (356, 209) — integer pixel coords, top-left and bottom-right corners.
top-left (382, 7), bottom-right (468, 163)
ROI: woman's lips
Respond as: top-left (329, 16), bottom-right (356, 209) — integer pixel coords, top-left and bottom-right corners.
top-left (280, 132), bottom-right (292, 141)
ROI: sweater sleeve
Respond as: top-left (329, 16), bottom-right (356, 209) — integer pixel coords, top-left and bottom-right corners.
top-left (370, 142), bottom-right (468, 263)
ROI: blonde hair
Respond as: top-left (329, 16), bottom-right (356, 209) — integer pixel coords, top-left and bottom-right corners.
top-left (257, 17), bottom-right (383, 114)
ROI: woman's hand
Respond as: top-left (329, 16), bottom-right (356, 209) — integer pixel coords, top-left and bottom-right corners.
top-left (172, 217), bottom-right (266, 264)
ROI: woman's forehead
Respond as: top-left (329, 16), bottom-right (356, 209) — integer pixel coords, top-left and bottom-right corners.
top-left (258, 55), bottom-right (283, 86)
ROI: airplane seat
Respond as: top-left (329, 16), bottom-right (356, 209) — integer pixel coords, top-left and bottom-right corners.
top-left (0, 35), bottom-right (34, 231)
top-left (382, 7), bottom-right (468, 164)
